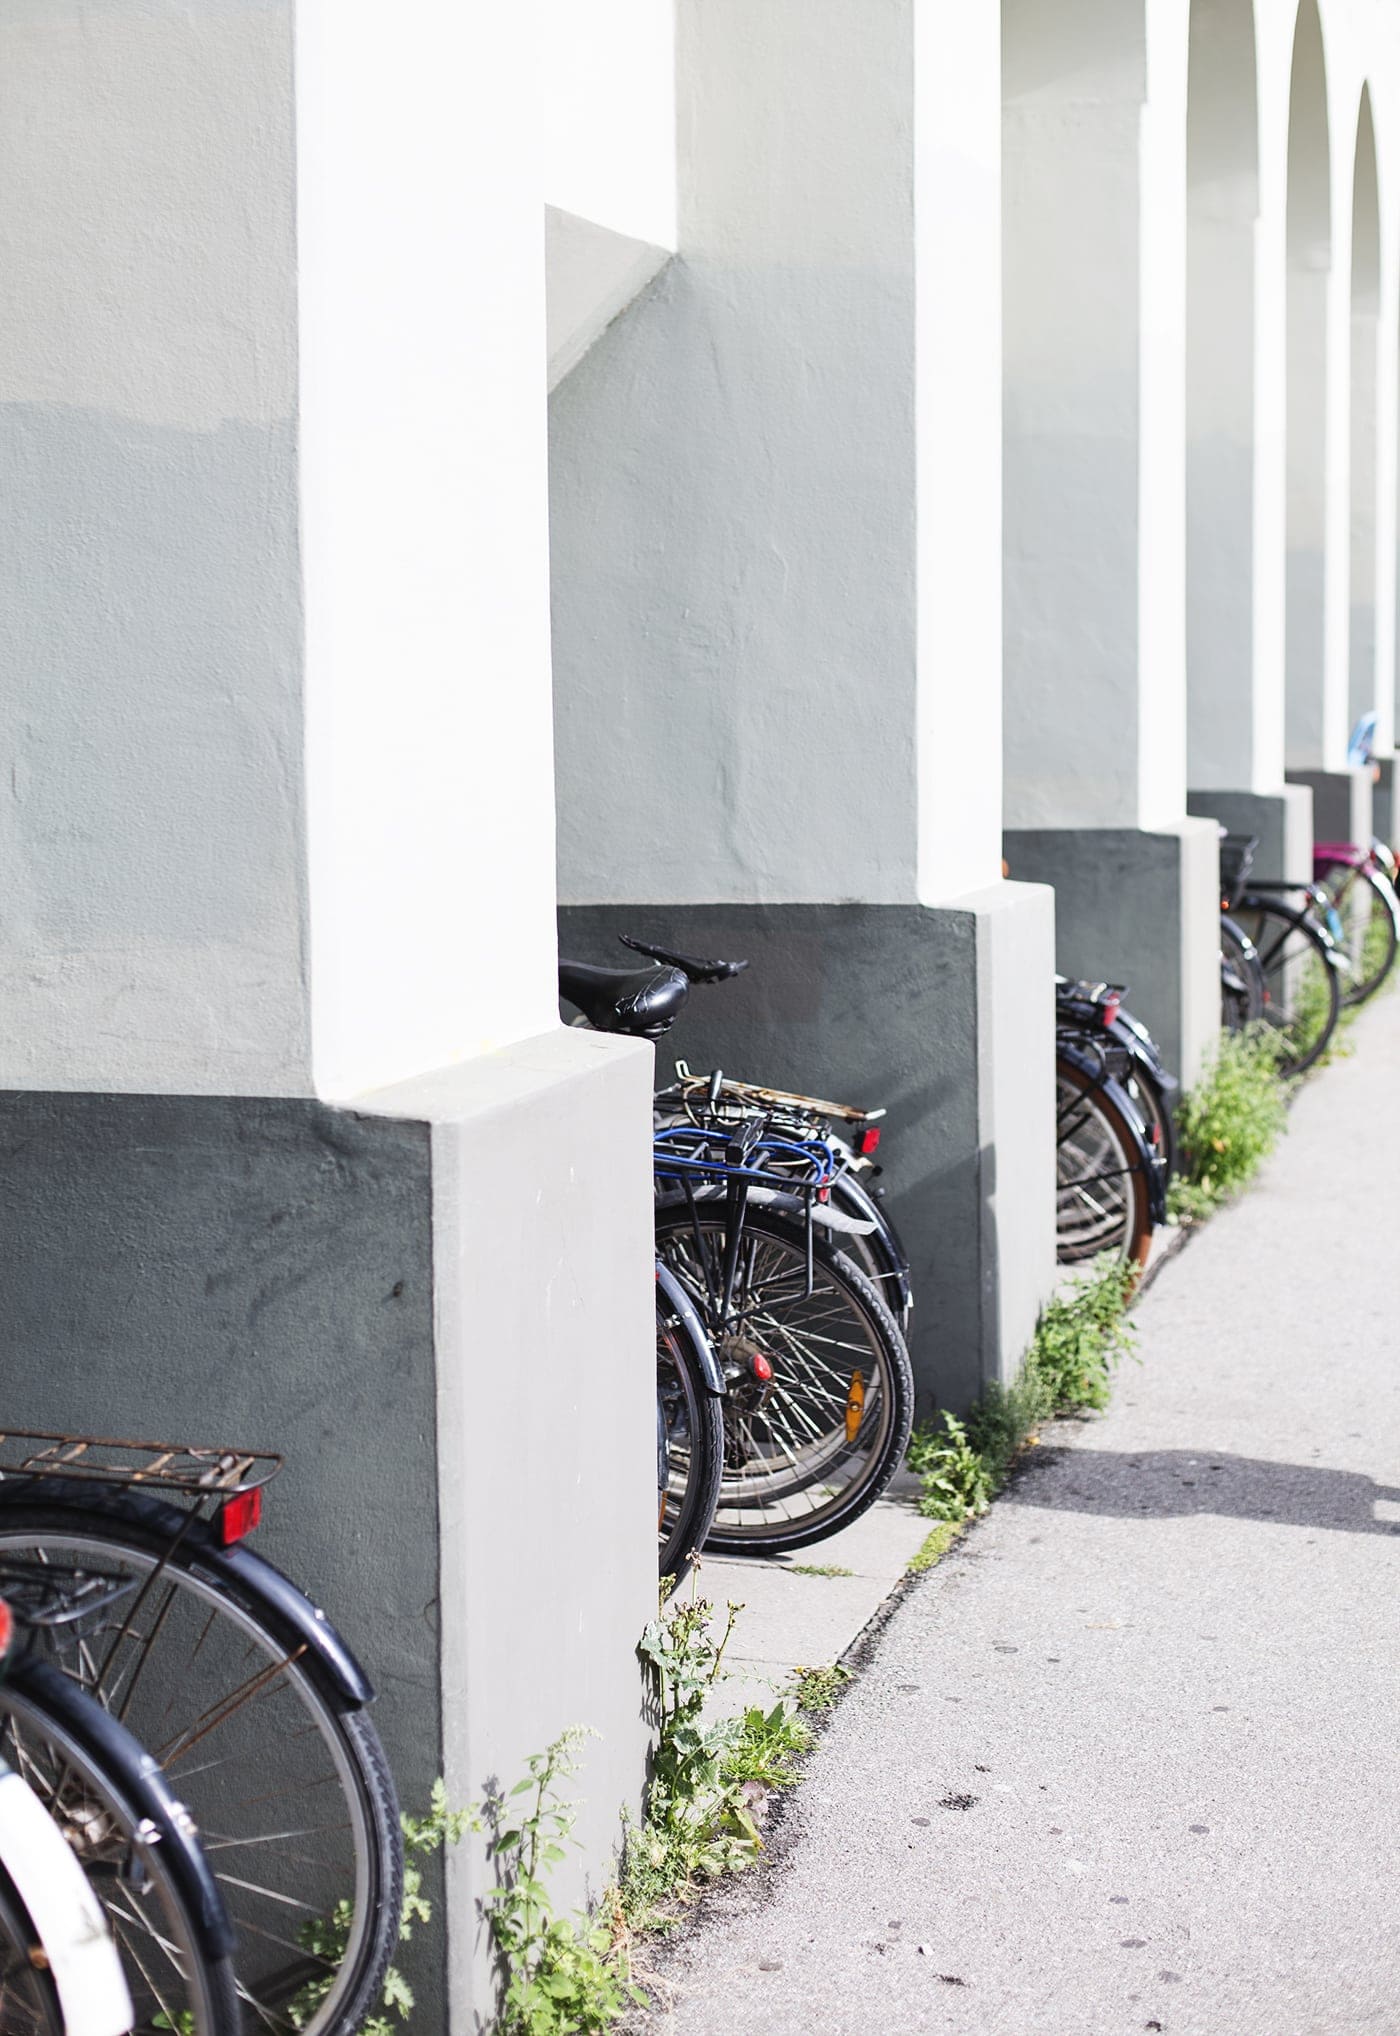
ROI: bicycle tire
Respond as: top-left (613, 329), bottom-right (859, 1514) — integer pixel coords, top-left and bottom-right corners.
top-left (0, 1859), bottom-right (65, 2036)
top-left (654, 1205), bottom-right (914, 1557)
top-left (1220, 913), bottom-right (1266, 1031)
top-left (2, 1651), bottom-right (240, 2036)
top-left (1314, 861), bottom-right (1399, 1005)
top-left (1232, 895), bottom-right (1342, 1072)
top-left (1055, 1059), bottom-right (1155, 1268)
top-left (0, 1492), bottom-right (402, 2036)
top-left (657, 1273), bottom-right (726, 1592)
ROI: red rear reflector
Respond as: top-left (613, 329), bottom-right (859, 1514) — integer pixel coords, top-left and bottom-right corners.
top-left (218, 1487), bottom-right (263, 1546)
top-left (857, 1126), bottom-right (882, 1156)
top-left (751, 1352), bottom-right (774, 1383)
top-left (1101, 994), bottom-right (1121, 1028)
top-left (0, 1599), bottom-right (11, 1664)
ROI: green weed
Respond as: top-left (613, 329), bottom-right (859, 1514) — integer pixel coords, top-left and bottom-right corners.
top-left (1169, 1027), bottom-right (1288, 1220)
top-left (905, 1258), bottom-right (1136, 1527)
top-left (907, 1521), bottom-right (962, 1574)
top-left (789, 1663), bottom-right (853, 1714)
top-left (787, 1562), bottom-right (855, 1578)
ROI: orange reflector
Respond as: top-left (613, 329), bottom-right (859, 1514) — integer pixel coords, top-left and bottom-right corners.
top-left (845, 1370), bottom-right (866, 1443)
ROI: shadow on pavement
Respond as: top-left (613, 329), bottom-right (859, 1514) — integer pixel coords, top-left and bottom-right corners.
top-left (1004, 1446), bottom-right (1400, 1537)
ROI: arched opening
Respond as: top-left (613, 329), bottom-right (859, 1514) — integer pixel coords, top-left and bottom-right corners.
top-left (1185, 0), bottom-right (1261, 791)
top-left (1284, 0), bottom-right (1332, 767)
top-left (1348, 88), bottom-right (1381, 737)
top-left (1001, 0), bottom-right (1148, 830)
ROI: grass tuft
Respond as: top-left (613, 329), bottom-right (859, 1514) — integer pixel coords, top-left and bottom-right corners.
top-left (1168, 1027), bottom-right (1288, 1221)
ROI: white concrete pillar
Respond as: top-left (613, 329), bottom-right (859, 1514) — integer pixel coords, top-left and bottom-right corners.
top-left (1284, 0), bottom-right (1336, 770)
top-left (551, 0), bottom-right (1055, 1404)
top-left (1185, 0), bottom-right (1262, 793)
top-left (0, 11), bottom-right (656, 2023)
top-left (1347, 89), bottom-right (1381, 734)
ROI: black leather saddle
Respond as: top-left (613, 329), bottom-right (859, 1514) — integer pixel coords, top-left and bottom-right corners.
top-left (617, 934), bottom-right (749, 983)
top-left (558, 960), bottom-right (689, 1038)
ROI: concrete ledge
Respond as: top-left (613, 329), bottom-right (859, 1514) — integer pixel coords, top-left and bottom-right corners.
top-left (1286, 766), bottom-right (1372, 847)
top-left (1188, 785), bottom-right (1314, 886)
top-left (559, 889), bottom-right (1058, 1415)
top-left (1002, 819), bottom-right (1221, 1087)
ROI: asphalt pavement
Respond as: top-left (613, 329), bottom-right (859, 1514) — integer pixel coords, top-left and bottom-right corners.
top-left (637, 991), bottom-right (1400, 2035)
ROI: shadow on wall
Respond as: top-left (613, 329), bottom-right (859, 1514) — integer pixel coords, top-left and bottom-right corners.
top-left (1005, 1446), bottom-right (1400, 1538)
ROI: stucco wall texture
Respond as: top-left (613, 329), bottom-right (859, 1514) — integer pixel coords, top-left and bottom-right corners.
top-left (0, 2), bottom-right (309, 1094)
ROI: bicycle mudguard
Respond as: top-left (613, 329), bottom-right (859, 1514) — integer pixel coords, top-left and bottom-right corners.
top-left (0, 1479), bottom-right (374, 1709)
top-left (656, 1261), bottom-right (725, 1396)
top-left (1057, 1041), bottom-right (1167, 1225)
top-left (5, 1651), bottom-right (236, 1962)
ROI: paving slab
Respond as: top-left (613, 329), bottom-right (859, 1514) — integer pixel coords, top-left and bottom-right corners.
top-left (637, 992), bottom-right (1400, 2034)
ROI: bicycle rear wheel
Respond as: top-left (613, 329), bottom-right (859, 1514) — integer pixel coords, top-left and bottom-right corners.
top-left (1231, 897), bottom-right (1341, 1072)
top-left (2, 1652), bottom-right (239, 2035)
top-left (1220, 913), bottom-right (1266, 1032)
top-left (1056, 1061), bottom-right (1155, 1267)
top-left (0, 1493), bottom-right (401, 2036)
top-left (1314, 861), bottom-right (1399, 1005)
top-left (655, 1206), bottom-right (914, 1557)
top-left (657, 1270), bottom-right (725, 1591)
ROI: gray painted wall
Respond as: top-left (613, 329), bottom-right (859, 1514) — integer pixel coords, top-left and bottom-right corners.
top-left (1188, 785), bottom-right (1314, 887)
top-left (1003, 820), bottom-right (1221, 1086)
top-left (550, 0), bottom-right (919, 907)
top-left (0, 1029), bottom-right (658, 2028)
top-left (559, 893), bottom-right (1057, 1415)
top-left (0, 0), bottom-right (308, 1093)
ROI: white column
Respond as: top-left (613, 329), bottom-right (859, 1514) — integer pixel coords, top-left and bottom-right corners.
top-left (297, 0), bottom-right (560, 1099)
top-left (915, 0), bottom-right (1004, 900)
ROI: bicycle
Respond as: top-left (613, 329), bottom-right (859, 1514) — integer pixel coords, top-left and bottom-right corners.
top-left (1219, 835), bottom-right (1348, 1072)
top-left (0, 1592), bottom-right (136, 2036)
top-left (0, 1431), bottom-right (404, 2036)
top-left (1054, 986), bottom-right (1167, 1268)
top-left (2, 1579), bottom-right (240, 2033)
top-left (656, 1262), bottom-right (726, 1590)
top-left (1311, 838), bottom-right (1400, 1006)
top-left (561, 947), bottom-right (916, 1556)
top-left (652, 1118), bottom-right (914, 1556)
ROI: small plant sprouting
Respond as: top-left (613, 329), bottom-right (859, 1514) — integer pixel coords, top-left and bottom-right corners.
top-left (1169, 1028), bottom-right (1289, 1221)
top-left (787, 1562), bottom-right (855, 1578)
top-left (790, 1663), bottom-right (853, 1715)
top-left (904, 1256), bottom-right (1137, 1529)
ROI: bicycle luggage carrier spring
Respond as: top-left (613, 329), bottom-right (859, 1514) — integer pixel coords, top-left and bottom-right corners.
top-left (0, 1431), bottom-right (282, 1497)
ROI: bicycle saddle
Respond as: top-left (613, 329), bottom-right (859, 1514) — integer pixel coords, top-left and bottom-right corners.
top-left (558, 960), bottom-right (689, 1038)
top-left (617, 934), bottom-right (750, 984)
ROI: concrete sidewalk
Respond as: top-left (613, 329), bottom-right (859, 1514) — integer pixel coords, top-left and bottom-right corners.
top-left (639, 993), bottom-right (1400, 2035)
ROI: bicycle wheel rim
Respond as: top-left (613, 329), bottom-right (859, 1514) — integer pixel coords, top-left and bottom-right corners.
top-left (0, 1524), bottom-right (382, 2036)
top-left (0, 1678), bottom-right (230, 2035)
top-left (657, 1212), bottom-right (907, 1542)
top-left (1233, 904), bottom-right (1339, 1071)
top-left (1056, 1071), bottom-right (1148, 1265)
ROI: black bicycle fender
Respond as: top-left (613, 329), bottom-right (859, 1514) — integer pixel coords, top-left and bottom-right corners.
top-left (656, 1261), bottom-right (725, 1397)
top-left (830, 1172), bottom-right (914, 1317)
top-left (6, 1650), bottom-right (237, 1960)
top-left (1058, 1045), bottom-right (1166, 1223)
top-left (0, 1479), bottom-right (374, 1709)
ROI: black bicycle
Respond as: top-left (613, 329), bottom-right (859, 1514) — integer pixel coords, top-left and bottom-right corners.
top-left (1055, 987), bottom-right (1167, 1267)
top-left (2, 1575), bottom-right (240, 2034)
top-left (0, 1432), bottom-right (403, 2036)
top-left (561, 949), bottom-right (915, 1557)
top-left (1219, 834), bottom-right (1347, 1072)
